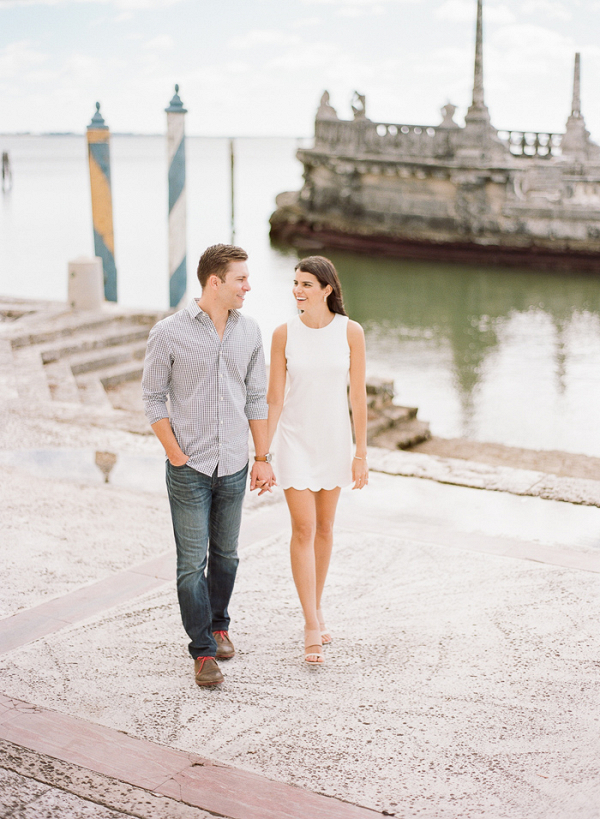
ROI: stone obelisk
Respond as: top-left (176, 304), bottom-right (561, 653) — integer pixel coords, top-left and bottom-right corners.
top-left (561, 54), bottom-right (599, 161)
top-left (458, 0), bottom-right (504, 159)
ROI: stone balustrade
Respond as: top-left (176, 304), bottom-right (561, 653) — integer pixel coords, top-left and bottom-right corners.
top-left (314, 117), bottom-right (566, 163)
top-left (314, 118), bottom-right (460, 160)
top-left (497, 130), bottom-right (563, 159)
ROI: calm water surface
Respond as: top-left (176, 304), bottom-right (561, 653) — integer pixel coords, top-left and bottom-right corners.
top-left (2, 135), bottom-right (600, 455)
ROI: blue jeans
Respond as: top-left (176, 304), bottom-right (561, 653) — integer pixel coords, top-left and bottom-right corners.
top-left (166, 461), bottom-right (248, 659)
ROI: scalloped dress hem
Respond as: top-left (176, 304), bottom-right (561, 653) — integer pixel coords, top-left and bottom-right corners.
top-left (280, 481), bottom-right (351, 492)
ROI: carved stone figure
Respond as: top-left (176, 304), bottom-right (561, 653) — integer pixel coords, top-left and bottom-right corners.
top-left (351, 92), bottom-right (367, 121)
top-left (316, 91), bottom-right (339, 121)
top-left (439, 103), bottom-right (459, 129)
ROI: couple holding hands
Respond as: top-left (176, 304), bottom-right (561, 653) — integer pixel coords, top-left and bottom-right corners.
top-left (142, 244), bottom-right (368, 686)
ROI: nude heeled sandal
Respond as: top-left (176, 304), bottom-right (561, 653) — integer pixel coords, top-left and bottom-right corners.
top-left (304, 627), bottom-right (324, 665)
top-left (317, 609), bottom-right (332, 645)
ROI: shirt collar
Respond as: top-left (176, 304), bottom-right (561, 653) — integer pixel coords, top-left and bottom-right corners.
top-left (186, 298), bottom-right (202, 320)
top-left (186, 299), bottom-right (240, 323)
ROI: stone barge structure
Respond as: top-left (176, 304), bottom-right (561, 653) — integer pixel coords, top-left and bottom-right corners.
top-left (270, 0), bottom-right (600, 271)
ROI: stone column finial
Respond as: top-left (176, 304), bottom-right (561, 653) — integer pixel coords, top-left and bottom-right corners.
top-left (571, 52), bottom-right (581, 117)
top-left (472, 0), bottom-right (485, 109)
top-left (562, 53), bottom-right (600, 160)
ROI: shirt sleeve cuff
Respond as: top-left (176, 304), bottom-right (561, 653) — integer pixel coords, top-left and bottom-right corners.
top-left (143, 402), bottom-right (170, 426)
top-left (245, 400), bottom-right (269, 420)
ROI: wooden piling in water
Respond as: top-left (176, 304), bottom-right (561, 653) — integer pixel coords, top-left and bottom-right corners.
top-left (165, 85), bottom-right (188, 309)
top-left (86, 103), bottom-right (117, 302)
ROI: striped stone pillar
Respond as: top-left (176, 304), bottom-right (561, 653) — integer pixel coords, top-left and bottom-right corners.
top-left (86, 102), bottom-right (117, 302)
top-left (165, 85), bottom-right (187, 309)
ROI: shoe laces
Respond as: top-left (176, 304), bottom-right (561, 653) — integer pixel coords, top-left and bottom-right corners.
top-left (214, 630), bottom-right (229, 641)
top-left (195, 656), bottom-right (213, 672)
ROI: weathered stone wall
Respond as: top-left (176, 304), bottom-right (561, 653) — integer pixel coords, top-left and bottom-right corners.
top-left (272, 131), bottom-right (600, 266)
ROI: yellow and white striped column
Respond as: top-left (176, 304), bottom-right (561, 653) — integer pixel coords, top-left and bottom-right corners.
top-left (165, 85), bottom-right (187, 309)
top-left (86, 102), bottom-right (117, 302)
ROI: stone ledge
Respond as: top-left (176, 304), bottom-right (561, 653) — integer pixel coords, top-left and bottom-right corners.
top-left (0, 739), bottom-right (216, 819)
top-left (367, 446), bottom-right (600, 508)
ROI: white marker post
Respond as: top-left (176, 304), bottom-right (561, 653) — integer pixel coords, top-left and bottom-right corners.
top-left (165, 85), bottom-right (188, 309)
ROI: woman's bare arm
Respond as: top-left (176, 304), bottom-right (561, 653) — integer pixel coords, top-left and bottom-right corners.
top-left (348, 319), bottom-right (369, 489)
top-left (266, 323), bottom-right (287, 451)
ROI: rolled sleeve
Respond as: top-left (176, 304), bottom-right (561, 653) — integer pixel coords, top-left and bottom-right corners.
top-left (244, 328), bottom-right (268, 420)
top-left (142, 323), bottom-right (172, 425)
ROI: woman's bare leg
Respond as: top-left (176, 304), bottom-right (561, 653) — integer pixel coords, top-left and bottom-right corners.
top-left (284, 488), bottom-right (319, 631)
top-left (313, 487), bottom-right (341, 642)
top-left (314, 487), bottom-right (341, 610)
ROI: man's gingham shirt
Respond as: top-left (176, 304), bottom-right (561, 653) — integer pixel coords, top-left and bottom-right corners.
top-left (142, 299), bottom-right (268, 477)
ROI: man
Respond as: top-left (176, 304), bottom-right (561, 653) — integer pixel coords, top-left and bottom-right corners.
top-left (142, 244), bottom-right (275, 686)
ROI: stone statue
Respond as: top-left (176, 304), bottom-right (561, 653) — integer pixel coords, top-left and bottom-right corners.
top-left (351, 92), bottom-right (367, 121)
top-left (439, 103), bottom-right (459, 129)
top-left (316, 90), bottom-right (339, 121)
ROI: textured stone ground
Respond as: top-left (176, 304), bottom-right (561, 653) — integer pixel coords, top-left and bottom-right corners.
top-left (2, 310), bottom-right (600, 817)
top-left (412, 436), bottom-right (600, 482)
top-left (1, 462), bottom-right (599, 818)
top-left (0, 767), bottom-right (130, 819)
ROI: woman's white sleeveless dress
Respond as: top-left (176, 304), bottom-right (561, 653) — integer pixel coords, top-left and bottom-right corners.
top-left (274, 313), bottom-right (353, 491)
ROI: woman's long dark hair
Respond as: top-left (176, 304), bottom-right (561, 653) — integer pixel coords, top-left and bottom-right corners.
top-left (295, 256), bottom-right (348, 316)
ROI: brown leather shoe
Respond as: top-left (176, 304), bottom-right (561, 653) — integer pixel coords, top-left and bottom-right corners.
top-left (213, 630), bottom-right (235, 660)
top-left (194, 656), bottom-right (224, 686)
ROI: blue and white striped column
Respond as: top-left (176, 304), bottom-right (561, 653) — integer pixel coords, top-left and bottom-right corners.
top-left (165, 85), bottom-right (187, 309)
top-left (86, 102), bottom-right (117, 302)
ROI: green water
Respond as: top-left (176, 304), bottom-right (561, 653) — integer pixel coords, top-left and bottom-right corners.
top-left (323, 251), bottom-right (600, 455)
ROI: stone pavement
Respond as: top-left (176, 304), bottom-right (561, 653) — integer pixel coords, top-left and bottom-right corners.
top-left (1, 297), bottom-right (600, 818)
top-left (1, 447), bottom-right (600, 818)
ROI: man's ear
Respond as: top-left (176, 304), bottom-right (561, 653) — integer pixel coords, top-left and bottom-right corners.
top-left (208, 274), bottom-right (221, 290)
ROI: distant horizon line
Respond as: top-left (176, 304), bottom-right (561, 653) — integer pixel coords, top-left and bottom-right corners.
top-left (0, 132), bottom-right (311, 139)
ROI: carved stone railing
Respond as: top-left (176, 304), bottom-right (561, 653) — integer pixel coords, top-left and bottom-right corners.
top-left (497, 130), bottom-right (563, 158)
top-left (314, 118), bottom-right (460, 160)
top-left (312, 118), bottom-right (567, 163)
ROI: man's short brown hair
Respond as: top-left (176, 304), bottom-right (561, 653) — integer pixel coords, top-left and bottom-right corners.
top-left (196, 244), bottom-right (248, 288)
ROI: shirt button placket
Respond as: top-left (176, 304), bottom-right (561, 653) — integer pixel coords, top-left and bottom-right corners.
top-left (218, 347), bottom-right (223, 457)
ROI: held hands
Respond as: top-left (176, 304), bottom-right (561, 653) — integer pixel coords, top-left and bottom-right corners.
top-left (250, 461), bottom-right (277, 495)
top-left (352, 455), bottom-right (369, 490)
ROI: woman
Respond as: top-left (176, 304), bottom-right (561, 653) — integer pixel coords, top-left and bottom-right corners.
top-left (266, 256), bottom-right (369, 665)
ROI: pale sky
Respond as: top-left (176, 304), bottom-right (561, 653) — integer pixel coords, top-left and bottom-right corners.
top-left (1, 0), bottom-right (600, 139)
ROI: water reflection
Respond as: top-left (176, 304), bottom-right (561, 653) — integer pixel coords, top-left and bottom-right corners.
top-left (319, 251), bottom-right (600, 453)
top-left (95, 451), bottom-right (118, 483)
top-left (0, 449), bottom-right (166, 494)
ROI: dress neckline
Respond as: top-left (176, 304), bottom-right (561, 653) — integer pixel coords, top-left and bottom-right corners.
top-left (297, 312), bottom-right (337, 331)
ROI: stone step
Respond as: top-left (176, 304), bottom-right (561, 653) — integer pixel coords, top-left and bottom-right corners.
top-left (366, 377), bottom-right (396, 410)
top-left (12, 348), bottom-right (52, 404)
top-left (44, 359), bottom-right (81, 404)
top-left (9, 310), bottom-right (161, 350)
top-left (76, 374), bottom-right (115, 410)
top-left (40, 325), bottom-right (151, 364)
top-left (0, 340), bottom-right (18, 402)
top-left (53, 341), bottom-right (148, 376)
top-left (76, 360), bottom-right (145, 390)
top-left (370, 418), bottom-right (431, 450)
top-left (366, 404), bottom-right (417, 440)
